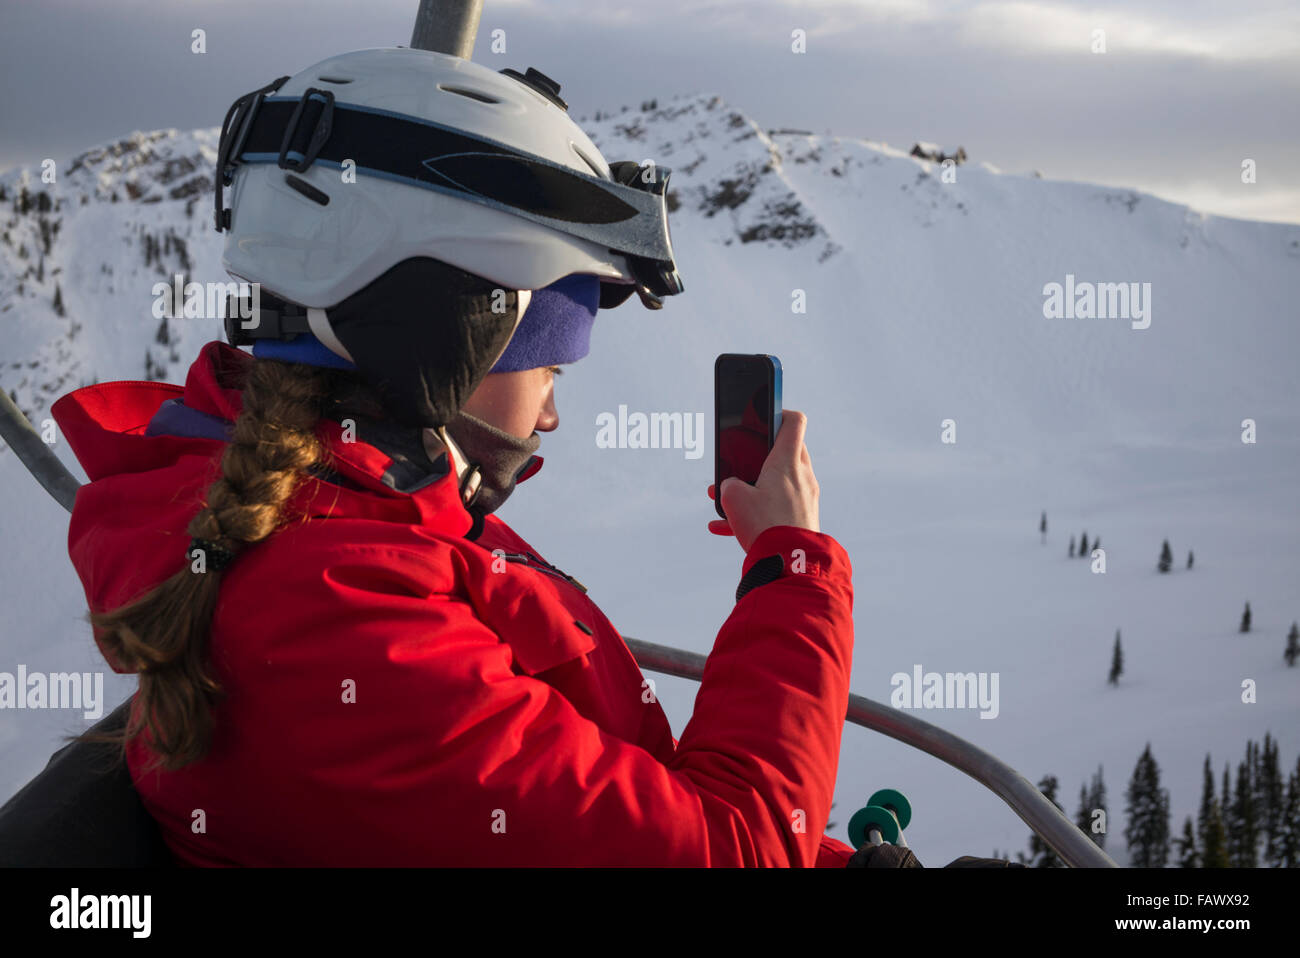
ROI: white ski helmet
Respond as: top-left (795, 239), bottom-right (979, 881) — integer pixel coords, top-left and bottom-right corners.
top-left (215, 47), bottom-right (682, 321)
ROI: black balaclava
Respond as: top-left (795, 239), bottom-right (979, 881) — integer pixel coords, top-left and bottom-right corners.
top-left (441, 410), bottom-right (540, 516)
top-left (325, 381), bottom-right (539, 520)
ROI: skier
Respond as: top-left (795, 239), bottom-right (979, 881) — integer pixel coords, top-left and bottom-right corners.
top-left (44, 48), bottom-right (859, 866)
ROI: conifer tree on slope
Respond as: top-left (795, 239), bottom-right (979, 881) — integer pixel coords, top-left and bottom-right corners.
top-left (1174, 816), bottom-right (1198, 868)
top-left (1258, 734), bottom-right (1285, 867)
top-left (1074, 771), bottom-right (1108, 850)
top-left (1197, 754), bottom-right (1230, 868)
top-left (1088, 766), bottom-right (1107, 849)
top-left (1125, 744), bottom-right (1171, 867)
top-left (1280, 758), bottom-right (1300, 868)
top-left (1020, 775), bottom-right (1067, 867)
top-left (1228, 754), bottom-right (1259, 867)
top-left (1075, 781), bottom-right (1091, 842)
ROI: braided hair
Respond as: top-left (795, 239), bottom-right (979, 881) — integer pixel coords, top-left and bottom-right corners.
top-left (79, 359), bottom-right (343, 770)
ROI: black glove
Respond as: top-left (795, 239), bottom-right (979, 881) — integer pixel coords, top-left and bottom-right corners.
top-left (846, 846), bottom-right (1027, 868)
top-left (847, 844), bottom-right (924, 868)
top-left (942, 855), bottom-right (1025, 868)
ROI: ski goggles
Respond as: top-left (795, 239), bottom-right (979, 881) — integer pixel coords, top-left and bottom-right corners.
top-left (214, 77), bottom-right (684, 309)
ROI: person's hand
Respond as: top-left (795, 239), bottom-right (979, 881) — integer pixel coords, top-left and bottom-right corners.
top-left (707, 409), bottom-right (820, 554)
top-left (846, 844), bottom-right (924, 868)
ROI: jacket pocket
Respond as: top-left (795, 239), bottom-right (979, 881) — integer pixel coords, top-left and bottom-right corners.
top-left (485, 579), bottom-right (599, 676)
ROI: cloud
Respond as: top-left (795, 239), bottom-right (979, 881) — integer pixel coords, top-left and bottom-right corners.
top-left (1, 0), bottom-right (1295, 225)
top-left (695, 0), bottom-right (1300, 60)
top-left (956, 1), bottom-right (1300, 60)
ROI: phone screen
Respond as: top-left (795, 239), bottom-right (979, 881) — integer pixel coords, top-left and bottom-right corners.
top-left (715, 354), bottom-right (782, 520)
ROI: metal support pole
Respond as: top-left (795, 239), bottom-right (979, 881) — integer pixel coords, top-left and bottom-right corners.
top-left (0, 391), bottom-right (80, 513)
top-left (409, 0), bottom-right (484, 57)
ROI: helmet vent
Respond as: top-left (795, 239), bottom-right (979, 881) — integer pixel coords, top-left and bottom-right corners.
top-left (439, 84), bottom-right (502, 104)
top-left (570, 143), bottom-right (606, 179)
top-left (317, 76), bottom-right (354, 84)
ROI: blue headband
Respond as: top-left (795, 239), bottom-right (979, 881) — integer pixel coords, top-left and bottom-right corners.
top-left (490, 273), bottom-right (599, 372)
top-left (252, 330), bottom-right (357, 369)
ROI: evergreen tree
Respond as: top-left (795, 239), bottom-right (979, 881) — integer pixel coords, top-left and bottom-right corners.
top-left (1228, 755), bottom-right (1258, 867)
top-left (1187, 550), bottom-right (1194, 570)
top-left (1068, 536), bottom-right (1075, 558)
top-left (1108, 631), bottom-right (1123, 686)
top-left (1040, 511), bottom-right (1046, 543)
top-left (1285, 623), bottom-right (1299, 667)
top-left (1075, 781), bottom-right (1090, 840)
top-left (1079, 532), bottom-right (1089, 556)
top-left (1197, 755), bottom-right (1229, 867)
top-left (1203, 807), bottom-right (1229, 867)
top-left (1158, 539), bottom-right (1173, 573)
top-left (1092, 536), bottom-right (1100, 552)
top-left (1239, 602), bottom-right (1252, 633)
top-left (1223, 758), bottom-right (1242, 864)
top-left (1175, 816), bottom-right (1198, 868)
top-left (52, 283), bottom-right (64, 317)
top-left (1248, 739), bottom-right (1259, 805)
top-left (1088, 765), bottom-right (1107, 848)
top-left (1125, 744), bottom-right (1171, 867)
top-left (1281, 759), bottom-right (1300, 868)
top-left (1259, 734), bottom-right (1285, 866)
top-left (1019, 775), bottom-right (1067, 867)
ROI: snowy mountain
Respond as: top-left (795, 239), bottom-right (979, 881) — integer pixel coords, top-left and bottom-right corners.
top-left (2, 90), bottom-right (1298, 866)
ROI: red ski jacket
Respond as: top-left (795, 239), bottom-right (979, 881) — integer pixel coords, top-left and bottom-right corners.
top-left (51, 342), bottom-right (857, 866)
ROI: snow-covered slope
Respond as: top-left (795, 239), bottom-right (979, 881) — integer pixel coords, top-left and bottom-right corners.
top-left (2, 91), bottom-right (1298, 865)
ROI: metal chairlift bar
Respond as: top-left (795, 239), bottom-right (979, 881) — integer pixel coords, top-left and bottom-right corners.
top-left (0, 379), bottom-right (1117, 866)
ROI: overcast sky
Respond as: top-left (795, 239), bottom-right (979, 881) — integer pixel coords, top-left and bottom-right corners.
top-left (2, 0), bottom-right (1297, 224)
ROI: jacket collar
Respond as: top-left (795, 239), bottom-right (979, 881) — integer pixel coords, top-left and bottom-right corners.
top-left (52, 341), bottom-right (544, 534)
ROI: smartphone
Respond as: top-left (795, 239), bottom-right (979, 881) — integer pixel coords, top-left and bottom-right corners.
top-left (714, 353), bottom-right (782, 520)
